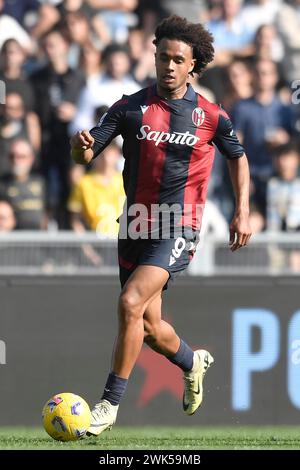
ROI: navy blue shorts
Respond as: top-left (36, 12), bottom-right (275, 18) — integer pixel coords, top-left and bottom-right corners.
top-left (118, 227), bottom-right (200, 290)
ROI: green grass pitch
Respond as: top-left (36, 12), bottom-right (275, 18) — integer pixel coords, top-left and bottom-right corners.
top-left (0, 427), bottom-right (299, 450)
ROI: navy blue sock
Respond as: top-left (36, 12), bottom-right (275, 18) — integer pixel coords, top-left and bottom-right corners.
top-left (167, 339), bottom-right (194, 372)
top-left (101, 372), bottom-right (128, 406)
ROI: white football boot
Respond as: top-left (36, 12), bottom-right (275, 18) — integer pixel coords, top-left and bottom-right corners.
top-left (182, 349), bottom-right (214, 416)
top-left (86, 399), bottom-right (119, 437)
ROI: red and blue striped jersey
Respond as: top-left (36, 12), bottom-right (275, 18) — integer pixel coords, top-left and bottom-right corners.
top-left (90, 84), bottom-right (244, 231)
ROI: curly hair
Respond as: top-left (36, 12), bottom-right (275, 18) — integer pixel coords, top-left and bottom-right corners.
top-left (153, 15), bottom-right (215, 77)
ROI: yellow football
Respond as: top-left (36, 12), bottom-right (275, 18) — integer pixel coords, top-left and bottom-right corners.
top-left (42, 392), bottom-right (91, 441)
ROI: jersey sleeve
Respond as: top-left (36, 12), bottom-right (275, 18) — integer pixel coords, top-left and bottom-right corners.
top-left (212, 107), bottom-right (245, 160)
top-left (89, 97), bottom-right (128, 159)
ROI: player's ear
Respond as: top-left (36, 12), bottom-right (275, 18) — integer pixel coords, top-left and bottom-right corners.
top-left (189, 58), bottom-right (196, 74)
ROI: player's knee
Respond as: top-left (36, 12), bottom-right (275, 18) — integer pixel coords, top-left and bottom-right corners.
top-left (118, 289), bottom-right (143, 323)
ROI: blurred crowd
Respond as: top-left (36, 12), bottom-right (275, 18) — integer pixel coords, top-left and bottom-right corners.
top-left (0, 0), bottom-right (300, 242)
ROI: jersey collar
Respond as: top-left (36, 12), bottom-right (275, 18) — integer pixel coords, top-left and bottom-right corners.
top-left (183, 83), bottom-right (197, 101)
top-left (154, 83), bottom-right (196, 102)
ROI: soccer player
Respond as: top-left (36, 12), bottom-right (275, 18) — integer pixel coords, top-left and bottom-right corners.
top-left (70, 15), bottom-right (252, 436)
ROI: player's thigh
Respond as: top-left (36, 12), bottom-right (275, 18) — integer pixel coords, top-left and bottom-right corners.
top-left (120, 265), bottom-right (168, 313)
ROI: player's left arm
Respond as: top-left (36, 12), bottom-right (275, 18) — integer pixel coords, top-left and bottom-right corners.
top-left (213, 109), bottom-right (252, 252)
top-left (227, 155), bottom-right (252, 251)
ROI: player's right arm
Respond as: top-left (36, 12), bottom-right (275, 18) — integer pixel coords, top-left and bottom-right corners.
top-left (70, 130), bottom-right (95, 165)
top-left (70, 97), bottom-right (127, 165)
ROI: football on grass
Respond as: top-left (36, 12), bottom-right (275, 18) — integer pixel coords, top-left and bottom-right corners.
top-left (42, 392), bottom-right (91, 441)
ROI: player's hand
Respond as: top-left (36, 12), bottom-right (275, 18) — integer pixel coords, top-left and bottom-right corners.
top-left (229, 213), bottom-right (252, 252)
top-left (70, 131), bottom-right (95, 164)
top-left (70, 130), bottom-right (95, 151)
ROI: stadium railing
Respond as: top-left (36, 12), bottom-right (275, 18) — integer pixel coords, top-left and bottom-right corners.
top-left (0, 231), bottom-right (300, 276)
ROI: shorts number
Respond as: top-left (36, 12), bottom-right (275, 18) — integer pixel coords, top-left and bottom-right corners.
top-left (172, 237), bottom-right (186, 259)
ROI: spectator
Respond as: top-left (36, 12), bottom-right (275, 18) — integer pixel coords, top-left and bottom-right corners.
top-left (0, 92), bottom-right (41, 176)
top-left (65, 10), bottom-right (93, 68)
top-left (78, 41), bottom-right (103, 87)
top-left (249, 204), bottom-right (265, 234)
top-left (64, 10), bottom-right (109, 68)
top-left (30, 27), bottom-right (85, 227)
top-left (276, 0), bottom-right (300, 84)
top-left (222, 59), bottom-right (253, 112)
top-left (240, 0), bottom-right (282, 37)
top-left (137, 0), bottom-right (208, 36)
top-left (200, 199), bottom-right (228, 239)
top-left (0, 199), bottom-right (16, 232)
top-left (31, 2), bottom-right (61, 39)
top-left (88, 0), bottom-right (138, 44)
top-left (0, 0), bottom-right (33, 52)
top-left (0, 139), bottom-right (47, 230)
top-left (71, 43), bottom-right (140, 132)
top-left (136, 0), bottom-right (167, 37)
top-left (253, 24), bottom-right (284, 64)
top-left (200, 1), bottom-right (254, 101)
top-left (232, 59), bottom-right (293, 213)
top-left (58, 0), bottom-right (96, 20)
top-left (267, 141), bottom-right (300, 273)
top-left (2, 0), bottom-right (40, 26)
top-left (267, 142), bottom-right (300, 232)
top-left (198, 63), bottom-right (227, 104)
top-left (68, 142), bottom-right (125, 237)
top-left (127, 27), bottom-right (144, 68)
top-left (161, 0), bottom-right (208, 22)
top-left (128, 28), bottom-right (156, 85)
top-left (0, 39), bottom-right (35, 111)
top-left (188, 74), bottom-right (216, 103)
top-left (207, 0), bottom-right (254, 66)
top-left (252, 25), bottom-right (289, 104)
top-left (31, 0), bottom-right (96, 40)
top-left (0, 0), bottom-right (297, 241)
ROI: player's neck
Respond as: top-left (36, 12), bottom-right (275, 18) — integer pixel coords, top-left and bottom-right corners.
top-left (156, 83), bottom-right (188, 101)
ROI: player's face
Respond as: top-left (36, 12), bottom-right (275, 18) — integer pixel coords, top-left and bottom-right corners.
top-left (155, 38), bottom-right (195, 93)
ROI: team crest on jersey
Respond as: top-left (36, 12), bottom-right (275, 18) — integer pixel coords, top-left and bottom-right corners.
top-left (192, 107), bottom-right (205, 127)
